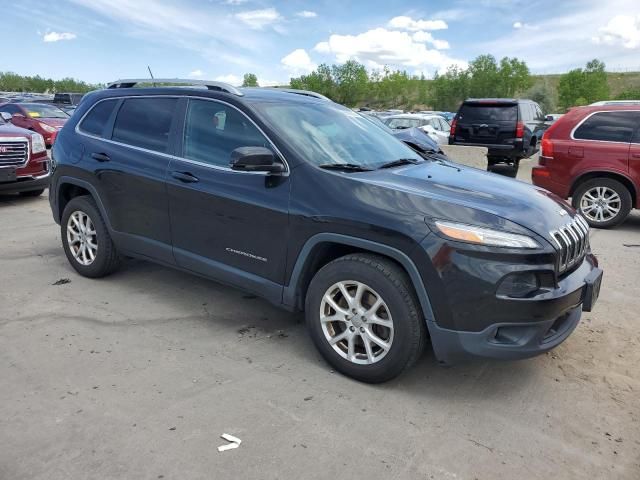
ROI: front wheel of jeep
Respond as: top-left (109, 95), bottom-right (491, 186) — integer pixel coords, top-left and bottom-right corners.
top-left (305, 254), bottom-right (426, 383)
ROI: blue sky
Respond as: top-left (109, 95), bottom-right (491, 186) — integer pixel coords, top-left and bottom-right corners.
top-left (5, 0), bottom-right (640, 86)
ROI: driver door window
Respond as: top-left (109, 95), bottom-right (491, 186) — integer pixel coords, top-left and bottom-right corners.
top-left (183, 99), bottom-right (269, 168)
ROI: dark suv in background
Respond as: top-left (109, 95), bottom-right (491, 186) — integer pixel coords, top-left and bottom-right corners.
top-left (449, 98), bottom-right (548, 175)
top-left (49, 79), bottom-right (602, 383)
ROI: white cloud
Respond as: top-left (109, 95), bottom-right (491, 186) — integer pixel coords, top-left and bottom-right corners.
top-left (412, 31), bottom-right (449, 49)
top-left (593, 15), bottom-right (640, 49)
top-left (296, 10), bottom-right (317, 18)
top-left (388, 15), bottom-right (447, 32)
top-left (513, 21), bottom-right (523, 29)
top-left (314, 28), bottom-right (464, 74)
top-left (215, 74), bottom-right (242, 85)
top-left (281, 49), bottom-right (317, 76)
top-left (188, 69), bottom-right (204, 78)
top-left (235, 8), bottom-right (281, 29)
top-left (224, 0), bottom-right (247, 4)
top-left (43, 31), bottom-right (76, 42)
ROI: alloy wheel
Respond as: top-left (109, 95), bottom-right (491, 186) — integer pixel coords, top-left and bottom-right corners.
top-left (66, 210), bottom-right (98, 266)
top-left (319, 280), bottom-right (394, 365)
top-left (580, 186), bottom-right (621, 223)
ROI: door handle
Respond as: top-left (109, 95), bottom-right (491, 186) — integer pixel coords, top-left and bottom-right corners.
top-left (170, 171), bottom-right (199, 183)
top-left (91, 152), bottom-right (110, 162)
top-left (631, 153), bottom-right (640, 159)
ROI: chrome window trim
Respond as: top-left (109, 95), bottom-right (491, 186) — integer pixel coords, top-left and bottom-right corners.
top-left (75, 94), bottom-right (290, 177)
top-left (569, 109), bottom-right (640, 145)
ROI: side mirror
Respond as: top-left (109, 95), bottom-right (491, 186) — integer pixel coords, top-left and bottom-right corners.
top-left (230, 146), bottom-right (285, 174)
top-left (0, 112), bottom-right (12, 122)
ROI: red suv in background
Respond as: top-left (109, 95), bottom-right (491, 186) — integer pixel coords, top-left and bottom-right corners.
top-left (532, 105), bottom-right (640, 228)
top-left (0, 103), bottom-right (69, 147)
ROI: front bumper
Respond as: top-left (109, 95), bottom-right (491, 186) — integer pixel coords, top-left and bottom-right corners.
top-left (418, 234), bottom-right (601, 365)
top-left (0, 171), bottom-right (50, 193)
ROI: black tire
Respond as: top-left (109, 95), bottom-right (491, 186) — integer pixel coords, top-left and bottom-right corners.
top-left (61, 195), bottom-right (121, 277)
top-left (305, 253), bottom-right (426, 383)
top-left (572, 178), bottom-right (632, 229)
top-left (19, 189), bottom-right (45, 197)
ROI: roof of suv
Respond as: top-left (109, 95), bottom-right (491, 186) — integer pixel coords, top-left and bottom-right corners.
top-left (463, 98), bottom-right (529, 104)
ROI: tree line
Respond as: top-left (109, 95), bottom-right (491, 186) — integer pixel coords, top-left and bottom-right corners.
top-left (246, 56), bottom-right (637, 114)
top-left (0, 72), bottom-right (101, 94)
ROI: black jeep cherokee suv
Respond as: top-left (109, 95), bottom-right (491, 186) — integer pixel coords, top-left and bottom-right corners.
top-left (49, 79), bottom-right (603, 383)
top-left (449, 98), bottom-right (548, 175)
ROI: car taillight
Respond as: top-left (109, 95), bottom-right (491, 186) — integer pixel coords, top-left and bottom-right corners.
top-left (515, 121), bottom-right (524, 138)
top-left (449, 118), bottom-right (457, 136)
top-left (541, 134), bottom-right (554, 158)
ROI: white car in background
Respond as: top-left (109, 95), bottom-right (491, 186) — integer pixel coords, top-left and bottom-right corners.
top-left (383, 113), bottom-right (450, 145)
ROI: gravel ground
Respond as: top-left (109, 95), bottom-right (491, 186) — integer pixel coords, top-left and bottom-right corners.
top-left (1, 163), bottom-right (639, 479)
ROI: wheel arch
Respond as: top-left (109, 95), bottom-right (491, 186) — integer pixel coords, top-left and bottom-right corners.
top-left (569, 171), bottom-right (637, 207)
top-left (56, 177), bottom-right (113, 230)
top-left (283, 233), bottom-right (436, 325)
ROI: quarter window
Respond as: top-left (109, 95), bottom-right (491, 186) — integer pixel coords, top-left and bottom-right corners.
top-left (79, 99), bottom-right (118, 137)
top-left (573, 112), bottom-right (638, 143)
top-left (112, 97), bottom-right (177, 153)
top-left (183, 99), bottom-right (269, 167)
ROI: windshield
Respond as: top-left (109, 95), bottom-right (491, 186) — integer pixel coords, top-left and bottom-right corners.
top-left (22, 103), bottom-right (69, 119)
top-left (386, 117), bottom-right (424, 129)
top-left (254, 102), bottom-right (422, 169)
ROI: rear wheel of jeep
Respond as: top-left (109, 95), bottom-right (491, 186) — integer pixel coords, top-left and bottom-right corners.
top-left (305, 254), bottom-right (426, 383)
top-left (61, 195), bottom-right (121, 277)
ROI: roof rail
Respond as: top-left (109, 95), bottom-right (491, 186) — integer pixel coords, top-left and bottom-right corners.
top-left (265, 87), bottom-right (331, 101)
top-left (106, 78), bottom-right (244, 96)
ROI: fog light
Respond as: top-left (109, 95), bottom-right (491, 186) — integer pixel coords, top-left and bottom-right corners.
top-left (497, 272), bottom-right (539, 298)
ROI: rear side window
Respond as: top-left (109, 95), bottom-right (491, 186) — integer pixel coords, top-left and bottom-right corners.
top-left (573, 112), bottom-right (637, 143)
top-left (112, 97), bottom-right (177, 153)
top-left (458, 104), bottom-right (518, 122)
top-left (79, 99), bottom-right (118, 137)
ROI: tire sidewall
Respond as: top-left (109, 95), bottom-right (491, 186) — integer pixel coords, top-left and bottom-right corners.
top-left (305, 258), bottom-right (421, 382)
top-left (61, 196), bottom-right (112, 277)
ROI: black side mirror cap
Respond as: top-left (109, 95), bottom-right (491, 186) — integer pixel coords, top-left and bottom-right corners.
top-left (230, 146), bottom-right (285, 174)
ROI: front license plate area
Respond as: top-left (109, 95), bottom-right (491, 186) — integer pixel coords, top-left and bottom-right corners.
top-left (0, 167), bottom-right (17, 183)
top-left (582, 268), bottom-right (603, 312)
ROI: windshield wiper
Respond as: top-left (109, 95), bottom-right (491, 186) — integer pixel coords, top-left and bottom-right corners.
top-left (377, 158), bottom-right (421, 169)
top-left (318, 163), bottom-right (374, 172)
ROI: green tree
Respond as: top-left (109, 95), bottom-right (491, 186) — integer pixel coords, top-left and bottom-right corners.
top-left (615, 89), bottom-right (640, 100)
top-left (468, 54), bottom-right (499, 97)
top-left (497, 57), bottom-right (533, 97)
top-left (524, 81), bottom-right (557, 114)
top-left (331, 60), bottom-right (369, 106)
top-left (289, 63), bottom-right (335, 98)
top-left (558, 59), bottom-right (609, 110)
top-left (242, 73), bottom-right (259, 87)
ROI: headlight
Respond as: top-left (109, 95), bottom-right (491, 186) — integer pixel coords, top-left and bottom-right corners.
top-left (434, 220), bottom-right (540, 249)
top-left (31, 133), bottom-right (46, 154)
top-left (40, 123), bottom-right (57, 133)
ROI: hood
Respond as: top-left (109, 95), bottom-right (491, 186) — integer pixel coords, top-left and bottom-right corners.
top-left (0, 122), bottom-right (32, 137)
top-left (38, 117), bottom-right (67, 128)
top-left (359, 159), bottom-right (573, 237)
top-left (392, 127), bottom-right (440, 153)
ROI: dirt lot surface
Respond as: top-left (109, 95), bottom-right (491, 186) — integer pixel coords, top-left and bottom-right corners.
top-left (1, 160), bottom-right (639, 479)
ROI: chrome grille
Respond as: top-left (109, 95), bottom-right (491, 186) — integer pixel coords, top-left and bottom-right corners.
top-left (0, 139), bottom-right (29, 167)
top-left (550, 215), bottom-right (590, 274)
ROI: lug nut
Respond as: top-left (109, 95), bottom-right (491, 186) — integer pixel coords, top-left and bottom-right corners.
top-left (360, 327), bottom-right (365, 332)
top-left (349, 326), bottom-right (355, 332)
